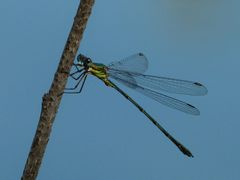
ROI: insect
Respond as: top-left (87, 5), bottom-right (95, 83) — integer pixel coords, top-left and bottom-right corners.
top-left (63, 53), bottom-right (208, 157)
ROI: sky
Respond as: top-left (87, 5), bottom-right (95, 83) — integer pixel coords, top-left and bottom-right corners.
top-left (0, 0), bottom-right (240, 179)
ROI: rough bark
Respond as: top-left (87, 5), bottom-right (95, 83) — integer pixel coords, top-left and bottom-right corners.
top-left (21, 0), bottom-right (95, 179)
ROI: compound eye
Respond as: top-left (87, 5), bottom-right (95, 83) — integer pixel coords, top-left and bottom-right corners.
top-left (87, 58), bottom-right (92, 63)
top-left (77, 54), bottom-right (82, 62)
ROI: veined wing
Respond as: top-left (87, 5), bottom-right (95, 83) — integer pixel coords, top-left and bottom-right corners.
top-left (109, 72), bottom-right (200, 115)
top-left (107, 69), bottom-right (207, 96)
top-left (108, 53), bottom-right (148, 74)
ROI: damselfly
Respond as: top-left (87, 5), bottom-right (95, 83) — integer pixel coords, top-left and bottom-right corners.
top-left (63, 53), bottom-right (207, 157)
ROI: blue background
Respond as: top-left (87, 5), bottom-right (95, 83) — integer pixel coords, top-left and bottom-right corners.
top-left (1, 0), bottom-right (240, 179)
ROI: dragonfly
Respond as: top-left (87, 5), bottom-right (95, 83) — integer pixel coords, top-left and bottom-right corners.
top-left (63, 53), bottom-right (208, 157)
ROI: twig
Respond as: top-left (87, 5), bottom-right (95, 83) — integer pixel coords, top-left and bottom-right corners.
top-left (21, 0), bottom-right (95, 179)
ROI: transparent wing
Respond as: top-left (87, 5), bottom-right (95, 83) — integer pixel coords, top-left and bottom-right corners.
top-left (107, 69), bottom-right (207, 96)
top-left (137, 87), bottom-right (200, 115)
top-left (109, 72), bottom-right (200, 115)
top-left (108, 53), bottom-right (148, 74)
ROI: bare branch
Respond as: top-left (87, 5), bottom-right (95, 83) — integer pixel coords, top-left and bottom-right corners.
top-left (21, 0), bottom-right (95, 179)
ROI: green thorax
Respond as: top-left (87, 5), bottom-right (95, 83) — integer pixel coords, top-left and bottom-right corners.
top-left (88, 62), bottom-right (108, 79)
